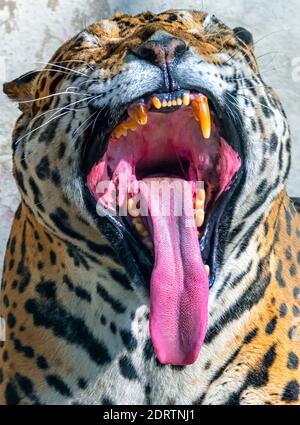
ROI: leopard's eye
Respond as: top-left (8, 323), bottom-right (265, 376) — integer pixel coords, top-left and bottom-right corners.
top-left (73, 31), bottom-right (101, 49)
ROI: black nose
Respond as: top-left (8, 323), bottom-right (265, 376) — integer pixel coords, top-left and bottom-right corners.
top-left (131, 37), bottom-right (187, 68)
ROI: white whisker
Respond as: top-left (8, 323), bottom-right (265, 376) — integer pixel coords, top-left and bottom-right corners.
top-left (54, 59), bottom-right (95, 71)
top-left (16, 110), bottom-right (71, 146)
top-left (34, 61), bottom-right (88, 77)
top-left (32, 95), bottom-right (93, 123)
top-left (73, 110), bottom-right (99, 137)
top-left (18, 91), bottom-right (89, 105)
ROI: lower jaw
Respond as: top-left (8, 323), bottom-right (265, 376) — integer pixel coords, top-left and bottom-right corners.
top-left (84, 95), bottom-right (243, 365)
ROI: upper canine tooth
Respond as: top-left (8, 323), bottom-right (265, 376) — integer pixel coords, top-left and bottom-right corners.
top-left (129, 104), bottom-right (148, 126)
top-left (183, 92), bottom-right (190, 106)
top-left (205, 265), bottom-right (210, 275)
top-left (192, 96), bottom-right (211, 140)
top-left (152, 97), bottom-right (162, 109)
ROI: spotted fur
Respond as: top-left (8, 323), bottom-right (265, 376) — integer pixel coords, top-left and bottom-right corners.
top-left (0, 10), bottom-right (299, 405)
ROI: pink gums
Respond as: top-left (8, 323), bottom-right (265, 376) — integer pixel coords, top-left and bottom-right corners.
top-left (87, 108), bottom-right (241, 365)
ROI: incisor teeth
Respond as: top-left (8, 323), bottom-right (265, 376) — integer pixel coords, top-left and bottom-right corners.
top-left (155, 98), bottom-right (182, 108)
top-left (192, 96), bottom-right (211, 140)
top-left (152, 97), bottom-right (162, 109)
top-left (153, 95), bottom-right (188, 109)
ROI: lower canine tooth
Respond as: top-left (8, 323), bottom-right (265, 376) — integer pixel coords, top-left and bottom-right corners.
top-left (205, 265), bottom-right (210, 275)
top-left (130, 209), bottom-right (140, 218)
top-left (195, 198), bottom-right (204, 210)
top-left (128, 199), bottom-right (140, 217)
top-left (195, 209), bottom-right (205, 228)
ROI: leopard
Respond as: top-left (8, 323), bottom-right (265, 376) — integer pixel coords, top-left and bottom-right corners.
top-left (0, 9), bottom-right (300, 405)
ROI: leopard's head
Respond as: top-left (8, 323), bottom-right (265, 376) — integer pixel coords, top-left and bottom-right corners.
top-left (4, 10), bottom-right (291, 365)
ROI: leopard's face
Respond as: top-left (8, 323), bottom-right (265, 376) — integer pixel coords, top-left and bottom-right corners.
top-left (4, 10), bottom-right (291, 366)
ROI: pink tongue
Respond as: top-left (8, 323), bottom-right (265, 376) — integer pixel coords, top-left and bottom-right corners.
top-left (140, 178), bottom-right (209, 365)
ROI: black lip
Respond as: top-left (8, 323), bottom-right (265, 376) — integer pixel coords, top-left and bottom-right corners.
top-left (82, 87), bottom-right (245, 290)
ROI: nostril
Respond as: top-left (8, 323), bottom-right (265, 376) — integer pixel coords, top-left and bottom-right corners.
top-left (174, 41), bottom-right (188, 58)
top-left (130, 38), bottom-right (187, 68)
top-left (131, 41), bottom-right (165, 67)
top-left (136, 46), bottom-right (157, 63)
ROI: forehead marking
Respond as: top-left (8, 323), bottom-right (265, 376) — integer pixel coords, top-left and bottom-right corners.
top-left (176, 10), bottom-right (194, 23)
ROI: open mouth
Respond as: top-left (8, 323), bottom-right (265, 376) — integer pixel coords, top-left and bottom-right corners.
top-left (85, 89), bottom-right (242, 365)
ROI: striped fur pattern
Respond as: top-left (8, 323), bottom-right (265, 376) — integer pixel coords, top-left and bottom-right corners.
top-left (0, 10), bottom-right (299, 404)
